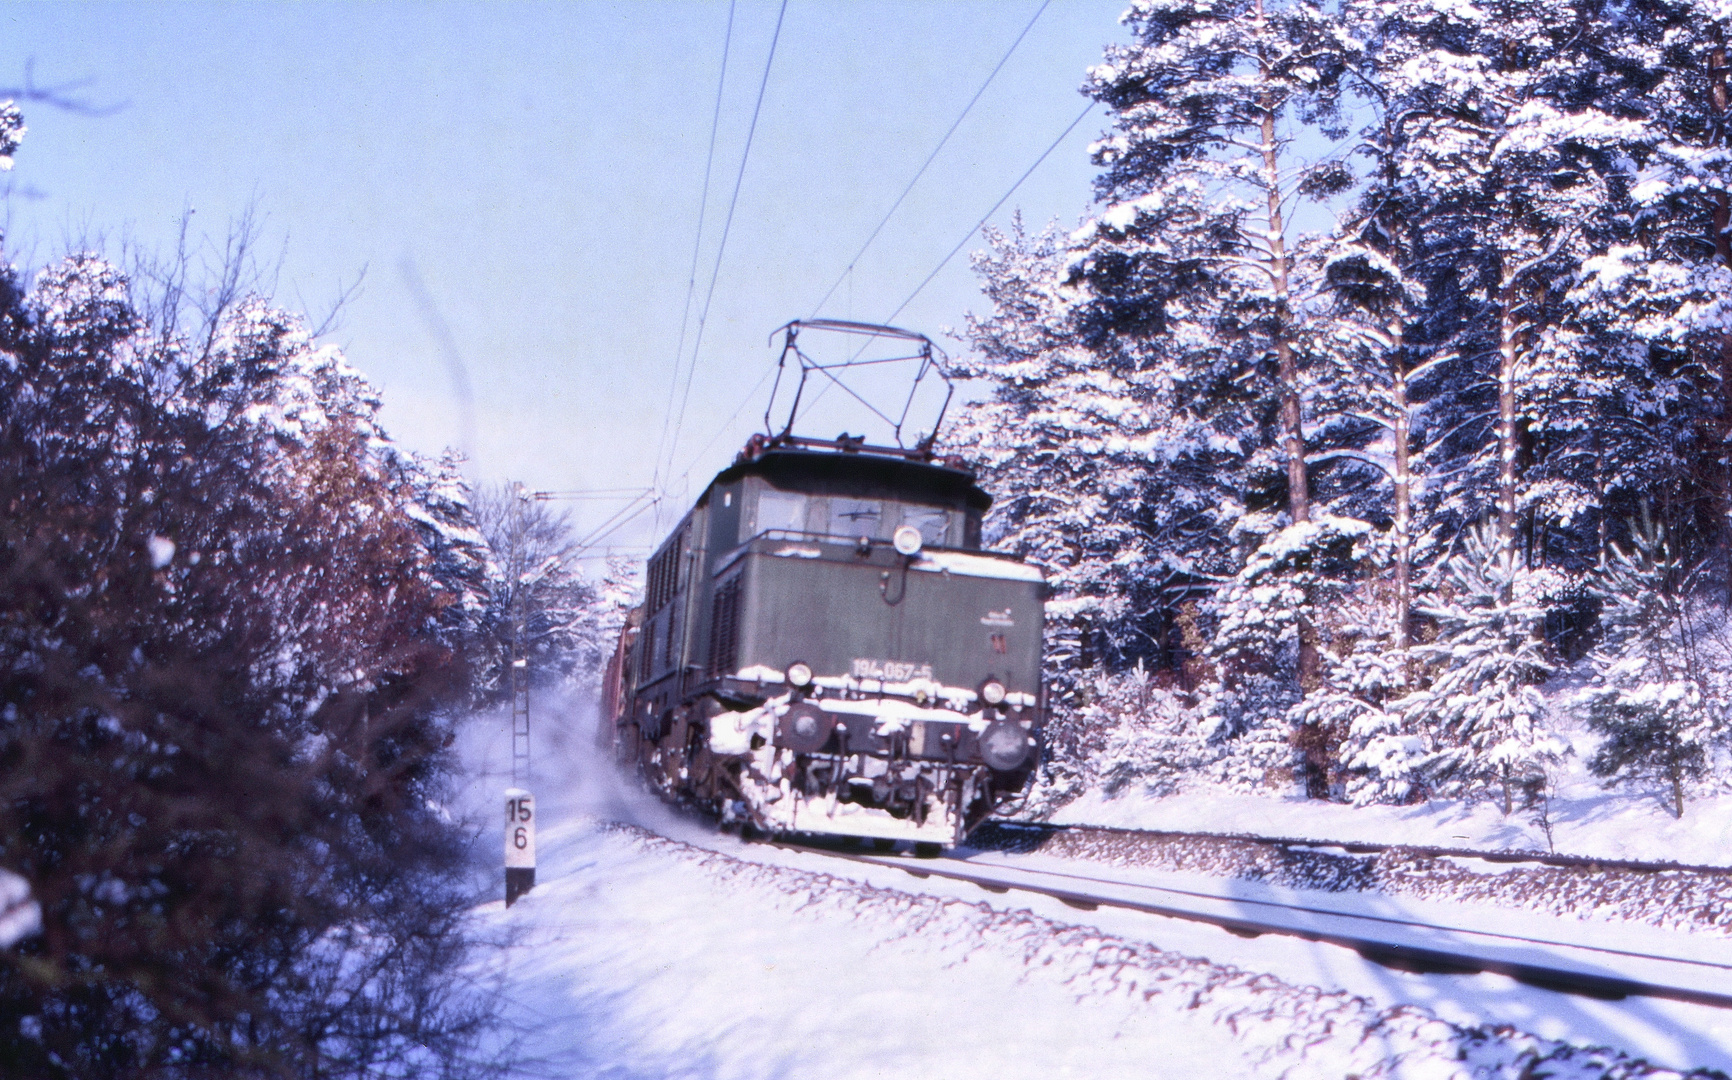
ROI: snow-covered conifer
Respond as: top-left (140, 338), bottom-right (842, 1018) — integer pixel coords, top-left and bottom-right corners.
top-left (1212, 515), bottom-right (1379, 794)
top-left (0, 100), bottom-right (23, 170)
top-left (1393, 526), bottom-right (1566, 812)
top-left (1581, 517), bottom-right (1723, 817)
top-left (1344, 0), bottom-right (1670, 563)
top-left (952, 219), bottom-right (1237, 692)
top-left (1606, 3), bottom-right (1732, 594)
top-left (1076, 0), bottom-right (1358, 526)
top-left (1082, 663), bottom-right (1213, 800)
top-left (1065, 0), bottom-right (1373, 784)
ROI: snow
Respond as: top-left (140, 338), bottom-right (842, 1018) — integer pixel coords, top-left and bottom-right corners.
top-left (147, 534), bottom-right (175, 568)
top-left (473, 820), bottom-right (1258, 1079)
top-left (912, 549), bottom-right (1046, 583)
top-left (472, 813), bottom-right (1729, 1078)
top-left (1048, 782), bottom-right (1732, 869)
top-left (0, 868), bottom-right (39, 948)
top-left (455, 700), bottom-right (1732, 1078)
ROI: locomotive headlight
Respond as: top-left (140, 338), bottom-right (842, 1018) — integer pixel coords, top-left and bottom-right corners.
top-left (979, 677), bottom-right (1007, 706)
top-left (978, 718), bottom-right (1030, 771)
top-left (892, 524), bottom-right (924, 557)
top-left (786, 661), bottom-right (814, 688)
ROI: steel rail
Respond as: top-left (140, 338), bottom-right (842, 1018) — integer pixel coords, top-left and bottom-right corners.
top-left (761, 837), bottom-right (1732, 1011)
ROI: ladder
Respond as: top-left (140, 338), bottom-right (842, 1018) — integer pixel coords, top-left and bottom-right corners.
top-left (510, 650), bottom-right (530, 787)
top-left (510, 601), bottom-right (530, 786)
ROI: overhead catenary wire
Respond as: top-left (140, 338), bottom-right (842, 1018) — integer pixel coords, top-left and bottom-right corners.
top-left (573, 490), bottom-right (661, 553)
top-left (800, 96), bottom-right (1097, 425)
top-left (664, 100), bottom-right (1099, 501)
top-left (806, 0), bottom-right (1053, 320)
top-left (661, 358), bottom-right (783, 501)
top-left (660, 0), bottom-right (790, 497)
top-left (650, 0), bottom-right (737, 505)
top-left (875, 98), bottom-right (1096, 332)
top-left (534, 487), bottom-right (655, 502)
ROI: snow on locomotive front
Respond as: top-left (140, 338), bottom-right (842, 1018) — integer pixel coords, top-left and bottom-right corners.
top-left (608, 437), bottom-right (1044, 847)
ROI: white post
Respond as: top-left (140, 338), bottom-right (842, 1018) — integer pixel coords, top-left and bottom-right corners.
top-left (504, 787), bottom-right (535, 906)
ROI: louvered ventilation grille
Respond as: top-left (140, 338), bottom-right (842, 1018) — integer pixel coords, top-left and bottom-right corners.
top-left (707, 576), bottom-right (741, 678)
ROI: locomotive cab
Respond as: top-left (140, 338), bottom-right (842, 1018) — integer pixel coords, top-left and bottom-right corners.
top-left (612, 434), bottom-right (1046, 847)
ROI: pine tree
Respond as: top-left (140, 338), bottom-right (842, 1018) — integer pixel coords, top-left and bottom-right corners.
top-left (951, 220), bottom-right (1228, 799)
top-left (1582, 517), bottom-right (1721, 817)
top-left (1393, 526), bottom-right (1566, 812)
top-left (952, 219), bottom-right (1239, 690)
top-left (1312, 0), bottom-right (1718, 799)
top-left (1345, 0), bottom-right (1686, 565)
top-left (958, 0), bottom-right (1732, 811)
top-left (1072, 0), bottom-right (1379, 790)
top-left (1076, 0), bottom-right (1363, 536)
top-left (1607, 1), bottom-right (1732, 590)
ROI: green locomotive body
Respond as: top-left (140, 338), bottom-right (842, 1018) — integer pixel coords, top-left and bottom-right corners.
top-left (606, 436), bottom-right (1045, 847)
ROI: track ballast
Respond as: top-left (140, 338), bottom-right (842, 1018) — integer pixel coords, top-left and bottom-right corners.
top-left (755, 826), bottom-right (1732, 1011)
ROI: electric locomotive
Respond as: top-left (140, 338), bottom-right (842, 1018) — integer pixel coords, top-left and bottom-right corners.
top-left (603, 320), bottom-right (1045, 847)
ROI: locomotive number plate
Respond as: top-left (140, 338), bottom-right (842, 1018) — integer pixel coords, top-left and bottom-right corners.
top-left (851, 658), bottom-right (934, 682)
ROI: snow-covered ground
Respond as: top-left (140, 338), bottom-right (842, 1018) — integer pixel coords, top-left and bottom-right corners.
top-left (475, 819), bottom-right (1265, 1079)
top-left (452, 698), bottom-right (1732, 1078)
top-left (1049, 784), bottom-right (1732, 866)
top-left (1053, 721), bottom-right (1732, 867)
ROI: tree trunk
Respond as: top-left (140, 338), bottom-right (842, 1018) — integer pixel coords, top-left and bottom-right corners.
top-left (1671, 762), bottom-right (1685, 819)
top-left (1496, 278), bottom-right (1521, 566)
top-left (1261, 109), bottom-right (1308, 528)
top-left (1593, 426), bottom-right (1608, 567)
top-left (1391, 319), bottom-right (1413, 658)
top-left (1253, 0), bottom-right (1317, 705)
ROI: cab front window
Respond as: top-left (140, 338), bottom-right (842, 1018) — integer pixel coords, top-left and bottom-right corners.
top-left (754, 490), bottom-right (810, 537)
top-left (829, 498), bottom-right (884, 540)
top-left (900, 504), bottom-right (951, 547)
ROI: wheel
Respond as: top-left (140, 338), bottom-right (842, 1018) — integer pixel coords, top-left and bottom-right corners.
top-left (739, 822), bottom-right (759, 843)
top-left (872, 837), bottom-right (896, 852)
top-left (913, 841), bottom-right (942, 859)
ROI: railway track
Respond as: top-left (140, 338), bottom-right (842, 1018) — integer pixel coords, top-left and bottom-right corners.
top-left (971, 820), bottom-right (1732, 877)
top-left (759, 832), bottom-right (1732, 1011)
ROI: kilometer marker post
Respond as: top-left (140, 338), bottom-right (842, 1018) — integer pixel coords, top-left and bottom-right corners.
top-left (504, 788), bottom-right (535, 906)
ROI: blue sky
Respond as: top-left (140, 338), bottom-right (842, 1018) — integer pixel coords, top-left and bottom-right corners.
top-left (0, 1), bottom-right (1132, 555)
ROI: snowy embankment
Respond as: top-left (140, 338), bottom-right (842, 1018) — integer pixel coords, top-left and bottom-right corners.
top-left (1048, 785), bottom-right (1732, 867)
top-left (472, 817), bottom-right (1720, 1080)
top-left (1038, 722), bottom-right (1732, 940)
top-left (454, 700), bottom-right (1729, 1079)
top-left (1051, 721), bottom-right (1732, 868)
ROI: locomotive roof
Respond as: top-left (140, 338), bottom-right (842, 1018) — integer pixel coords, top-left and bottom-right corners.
top-left (707, 445), bottom-right (992, 512)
